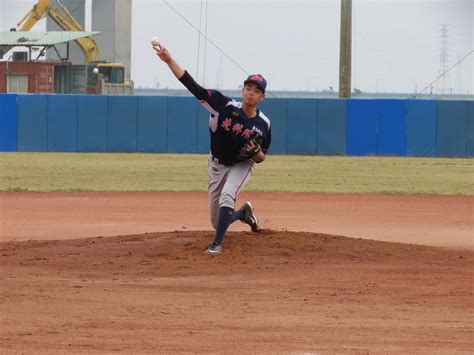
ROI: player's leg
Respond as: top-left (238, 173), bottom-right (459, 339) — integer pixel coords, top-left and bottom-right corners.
top-left (233, 201), bottom-right (259, 232)
top-left (207, 155), bottom-right (229, 229)
top-left (210, 160), bottom-right (254, 247)
top-left (223, 161), bottom-right (259, 231)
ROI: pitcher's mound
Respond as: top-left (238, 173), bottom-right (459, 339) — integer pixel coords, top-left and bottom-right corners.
top-left (1, 231), bottom-right (472, 353)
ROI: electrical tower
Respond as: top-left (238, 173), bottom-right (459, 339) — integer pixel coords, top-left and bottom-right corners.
top-left (437, 24), bottom-right (450, 94)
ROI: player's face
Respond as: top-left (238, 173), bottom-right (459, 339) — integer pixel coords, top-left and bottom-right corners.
top-left (242, 83), bottom-right (265, 106)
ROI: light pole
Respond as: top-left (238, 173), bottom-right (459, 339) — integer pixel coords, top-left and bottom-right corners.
top-left (339, 0), bottom-right (352, 98)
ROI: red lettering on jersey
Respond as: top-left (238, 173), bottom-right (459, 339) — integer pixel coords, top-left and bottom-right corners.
top-left (232, 123), bottom-right (243, 134)
top-left (221, 118), bottom-right (232, 131)
top-left (242, 129), bottom-right (253, 139)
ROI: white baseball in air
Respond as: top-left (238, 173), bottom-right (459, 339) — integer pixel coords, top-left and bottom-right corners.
top-left (151, 36), bottom-right (161, 47)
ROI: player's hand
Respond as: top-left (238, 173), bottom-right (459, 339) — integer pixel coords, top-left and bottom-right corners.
top-left (236, 135), bottom-right (264, 162)
top-left (153, 44), bottom-right (173, 63)
top-left (247, 136), bottom-right (265, 163)
top-left (246, 139), bottom-right (256, 151)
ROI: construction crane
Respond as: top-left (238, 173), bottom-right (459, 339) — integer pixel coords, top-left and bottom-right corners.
top-left (11, 0), bottom-right (99, 64)
top-left (6, 0), bottom-right (133, 94)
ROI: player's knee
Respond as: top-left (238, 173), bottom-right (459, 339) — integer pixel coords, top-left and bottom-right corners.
top-left (219, 192), bottom-right (236, 210)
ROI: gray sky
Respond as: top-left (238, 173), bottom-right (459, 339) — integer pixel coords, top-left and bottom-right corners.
top-left (1, 0), bottom-right (472, 94)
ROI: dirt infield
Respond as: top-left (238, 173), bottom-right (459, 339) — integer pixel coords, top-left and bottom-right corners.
top-left (0, 192), bottom-right (473, 353)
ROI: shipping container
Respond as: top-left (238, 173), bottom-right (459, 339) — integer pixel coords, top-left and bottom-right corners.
top-left (0, 61), bottom-right (71, 94)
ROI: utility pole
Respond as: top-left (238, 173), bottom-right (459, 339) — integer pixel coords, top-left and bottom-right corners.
top-left (339, 0), bottom-right (352, 98)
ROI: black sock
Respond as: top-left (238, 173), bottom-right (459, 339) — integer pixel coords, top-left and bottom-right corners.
top-left (231, 208), bottom-right (245, 223)
top-left (212, 206), bottom-right (234, 245)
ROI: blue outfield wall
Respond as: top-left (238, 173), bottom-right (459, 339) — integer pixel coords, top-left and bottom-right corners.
top-left (406, 100), bottom-right (437, 156)
top-left (286, 98), bottom-right (318, 154)
top-left (436, 101), bottom-right (468, 157)
top-left (0, 93), bottom-right (472, 157)
top-left (78, 95), bottom-right (108, 152)
top-left (376, 99), bottom-right (406, 156)
top-left (0, 94), bottom-right (17, 151)
top-left (48, 95), bottom-right (78, 152)
top-left (317, 99), bottom-right (346, 155)
top-left (17, 95), bottom-right (48, 151)
top-left (347, 99), bottom-right (377, 156)
top-left (467, 101), bottom-right (474, 156)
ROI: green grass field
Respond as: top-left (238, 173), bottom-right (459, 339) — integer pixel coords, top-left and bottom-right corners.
top-left (0, 153), bottom-right (472, 195)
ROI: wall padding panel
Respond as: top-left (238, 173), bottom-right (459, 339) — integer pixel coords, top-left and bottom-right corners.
top-left (17, 95), bottom-right (48, 151)
top-left (376, 99), bottom-right (406, 156)
top-left (286, 98), bottom-right (317, 154)
top-left (406, 100), bottom-right (437, 156)
top-left (107, 96), bottom-right (138, 152)
top-left (167, 97), bottom-right (197, 153)
top-left (436, 101), bottom-right (467, 157)
top-left (137, 96), bottom-right (168, 152)
top-left (0, 94), bottom-right (17, 151)
top-left (317, 99), bottom-right (346, 155)
top-left (347, 99), bottom-right (377, 156)
top-left (77, 95), bottom-right (108, 152)
top-left (47, 95), bottom-right (78, 152)
top-left (467, 101), bottom-right (474, 157)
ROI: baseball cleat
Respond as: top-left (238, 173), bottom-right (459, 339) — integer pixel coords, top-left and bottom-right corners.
top-left (240, 201), bottom-right (260, 232)
top-left (204, 242), bottom-right (222, 254)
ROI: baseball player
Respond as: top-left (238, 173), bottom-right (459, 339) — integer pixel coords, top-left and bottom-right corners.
top-left (152, 40), bottom-right (271, 254)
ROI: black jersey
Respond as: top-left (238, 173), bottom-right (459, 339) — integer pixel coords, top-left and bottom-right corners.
top-left (201, 89), bottom-right (271, 163)
top-left (178, 70), bottom-right (271, 164)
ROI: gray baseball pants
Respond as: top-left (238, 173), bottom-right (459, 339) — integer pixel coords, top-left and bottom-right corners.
top-left (208, 154), bottom-right (254, 229)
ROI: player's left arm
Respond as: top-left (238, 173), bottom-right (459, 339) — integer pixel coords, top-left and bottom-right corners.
top-left (252, 127), bottom-right (271, 163)
top-left (249, 140), bottom-right (265, 163)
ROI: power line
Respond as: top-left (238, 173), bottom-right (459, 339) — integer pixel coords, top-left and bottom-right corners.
top-left (196, 0), bottom-right (203, 81)
top-left (417, 49), bottom-right (473, 96)
top-left (202, 0), bottom-right (208, 86)
top-left (163, 0), bottom-right (249, 76)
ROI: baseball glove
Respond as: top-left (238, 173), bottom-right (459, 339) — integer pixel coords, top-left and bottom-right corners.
top-left (236, 134), bottom-right (262, 161)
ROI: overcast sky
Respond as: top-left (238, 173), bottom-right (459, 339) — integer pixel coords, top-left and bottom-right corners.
top-left (1, 0), bottom-right (472, 94)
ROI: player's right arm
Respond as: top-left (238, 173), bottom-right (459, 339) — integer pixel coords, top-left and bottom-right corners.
top-left (153, 44), bottom-right (185, 80)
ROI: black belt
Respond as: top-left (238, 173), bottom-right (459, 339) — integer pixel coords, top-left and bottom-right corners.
top-left (211, 155), bottom-right (237, 166)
